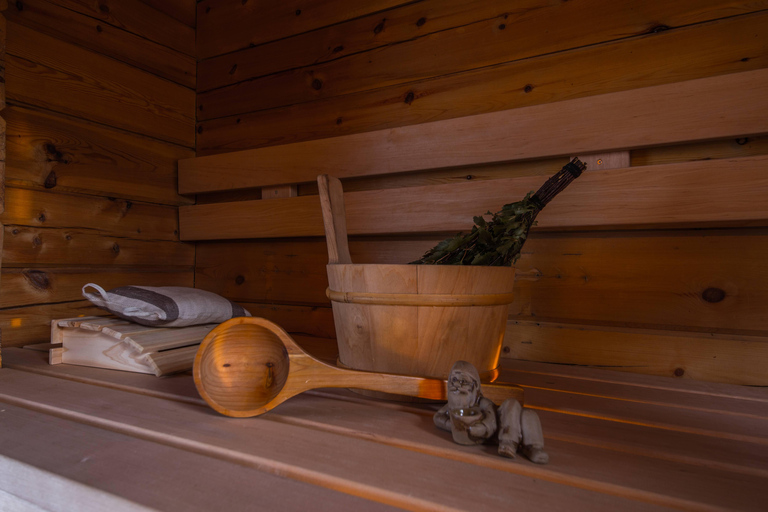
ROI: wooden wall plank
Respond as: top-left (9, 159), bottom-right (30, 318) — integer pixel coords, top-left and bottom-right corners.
top-left (184, 68), bottom-right (768, 193)
top-left (5, 106), bottom-right (193, 205)
top-left (7, 0), bottom-right (195, 88)
top-left (0, 300), bottom-right (106, 346)
top-left (196, 0), bottom-right (414, 60)
top-left (198, 0), bottom-right (530, 92)
top-left (46, 0), bottom-right (195, 56)
top-left (2, 188), bottom-right (181, 240)
top-left (196, 10), bottom-right (768, 155)
top-left (194, 229), bottom-right (768, 336)
top-left (0, 267), bottom-right (193, 308)
top-left (140, 0), bottom-right (196, 28)
top-left (197, 1), bottom-right (768, 119)
top-left (503, 320), bottom-right (768, 386)
top-left (0, 6), bottom-right (6, 111)
top-left (510, 230), bottom-right (768, 334)
top-left (2, 226), bottom-right (193, 267)
top-left (180, 156), bottom-right (768, 240)
top-left (7, 22), bottom-right (195, 147)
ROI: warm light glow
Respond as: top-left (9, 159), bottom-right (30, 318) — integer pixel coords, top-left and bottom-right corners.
top-left (10, 318), bottom-right (22, 328)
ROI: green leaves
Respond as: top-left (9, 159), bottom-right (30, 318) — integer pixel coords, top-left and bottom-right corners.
top-left (411, 192), bottom-right (539, 267)
top-left (410, 158), bottom-right (586, 267)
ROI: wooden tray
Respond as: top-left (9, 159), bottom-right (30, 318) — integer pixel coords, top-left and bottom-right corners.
top-left (49, 316), bottom-right (216, 376)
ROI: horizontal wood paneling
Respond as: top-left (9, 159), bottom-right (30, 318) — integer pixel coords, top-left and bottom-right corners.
top-left (238, 303), bottom-right (336, 340)
top-left (2, 188), bottom-right (180, 240)
top-left (141, 0), bottom-right (195, 28)
top-left (7, 22), bottom-right (195, 147)
top-left (7, 0), bottom-right (195, 87)
top-left (184, 68), bottom-right (768, 192)
top-left (47, 0), bottom-right (195, 56)
top-left (195, 229), bottom-right (768, 335)
top-left (191, 1), bottom-right (768, 385)
top-left (180, 156), bottom-right (768, 240)
top-left (5, 106), bottom-right (194, 205)
top-left (196, 0), bottom-right (414, 60)
top-left (503, 321), bottom-right (768, 386)
top-left (2, 226), bottom-right (193, 267)
top-left (510, 230), bottom-right (768, 334)
top-left (198, 1), bottom-right (768, 120)
top-left (0, 1), bottom-right (196, 354)
top-left (196, 10), bottom-right (768, 155)
top-left (0, 267), bottom-right (193, 308)
top-left (0, 300), bottom-right (106, 346)
top-left (198, 0), bottom-right (534, 92)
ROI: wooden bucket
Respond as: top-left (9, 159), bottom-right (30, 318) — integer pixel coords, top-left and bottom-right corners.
top-left (326, 263), bottom-right (515, 381)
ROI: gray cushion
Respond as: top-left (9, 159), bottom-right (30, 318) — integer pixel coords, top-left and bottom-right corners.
top-left (83, 283), bottom-right (251, 327)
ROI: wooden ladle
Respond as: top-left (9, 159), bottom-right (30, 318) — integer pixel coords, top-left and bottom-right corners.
top-left (193, 317), bottom-right (524, 418)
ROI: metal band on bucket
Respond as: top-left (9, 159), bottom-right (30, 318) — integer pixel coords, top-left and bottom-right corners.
top-left (326, 288), bottom-right (515, 307)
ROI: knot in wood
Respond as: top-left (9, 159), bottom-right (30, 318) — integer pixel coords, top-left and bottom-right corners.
top-left (44, 171), bottom-right (58, 189)
top-left (702, 287), bottom-right (726, 303)
top-left (23, 269), bottom-right (51, 290)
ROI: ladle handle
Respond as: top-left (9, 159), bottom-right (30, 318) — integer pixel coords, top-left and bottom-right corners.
top-left (289, 352), bottom-right (524, 406)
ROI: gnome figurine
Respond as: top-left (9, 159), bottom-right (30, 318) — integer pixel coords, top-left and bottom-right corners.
top-left (434, 361), bottom-right (549, 464)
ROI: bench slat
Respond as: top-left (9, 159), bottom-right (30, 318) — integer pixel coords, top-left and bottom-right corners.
top-left (179, 68), bottom-right (768, 194)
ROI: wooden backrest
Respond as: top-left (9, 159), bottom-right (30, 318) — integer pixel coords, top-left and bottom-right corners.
top-left (178, 68), bottom-right (768, 387)
top-left (179, 68), bottom-right (768, 240)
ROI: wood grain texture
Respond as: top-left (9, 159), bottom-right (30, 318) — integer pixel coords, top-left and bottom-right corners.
top-left (510, 229), bottom-right (768, 334)
top-left (140, 0), bottom-right (196, 28)
top-left (46, 0), bottom-right (195, 56)
top-left (326, 264), bottom-right (515, 380)
top-left (53, 317), bottom-right (215, 376)
top-left (194, 229), bottom-right (768, 335)
top-left (194, 317), bottom-right (523, 417)
top-left (7, 0), bottom-right (195, 87)
top-left (0, 268), bottom-right (192, 308)
top-left (0, 9), bottom-right (6, 112)
top-left (180, 156), bottom-right (768, 240)
top-left (7, 22), bottom-right (195, 147)
top-left (196, 0), bottom-right (414, 60)
top-left (184, 68), bottom-right (768, 192)
top-left (197, 0), bottom-right (768, 119)
top-left (0, 369), bottom-right (681, 511)
top-left (3, 364), bottom-right (768, 510)
top-left (0, 404), bottom-right (387, 512)
top-left (197, 0), bottom-right (538, 92)
top-left (2, 187), bottom-right (181, 240)
top-left (196, 10), bottom-right (768, 155)
top-left (503, 320), bottom-right (768, 386)
top-left (2, 226), bottom-right (193, 267)
top-left (0, 300), bottom-right (107, 346)
top-left (5, 106), bottom-right (194, 205)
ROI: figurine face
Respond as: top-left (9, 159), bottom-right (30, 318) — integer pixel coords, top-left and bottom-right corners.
top-left (447, 366), bottom-right (479, 408)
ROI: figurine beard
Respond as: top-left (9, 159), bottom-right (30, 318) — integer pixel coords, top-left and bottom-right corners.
top-left (446, 362), bottom-right (481, 409)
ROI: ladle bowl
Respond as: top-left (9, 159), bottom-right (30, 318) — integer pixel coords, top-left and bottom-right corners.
top-left (194, 317), bottom-right (524, 418)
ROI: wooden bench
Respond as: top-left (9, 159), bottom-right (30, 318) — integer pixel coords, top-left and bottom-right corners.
top-left (178, 67), bottom-right (768, 386)
top-left (2, 345), bottom-right (767, 511)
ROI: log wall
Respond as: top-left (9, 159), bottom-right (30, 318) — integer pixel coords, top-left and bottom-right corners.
top-left (191, 0), bottom-right (768, 385)
top-left (0, 0), bottom-right (197, 351)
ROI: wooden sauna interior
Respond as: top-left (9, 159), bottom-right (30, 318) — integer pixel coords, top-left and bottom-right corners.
top-left (0, 1), bottom-right (767, 510)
